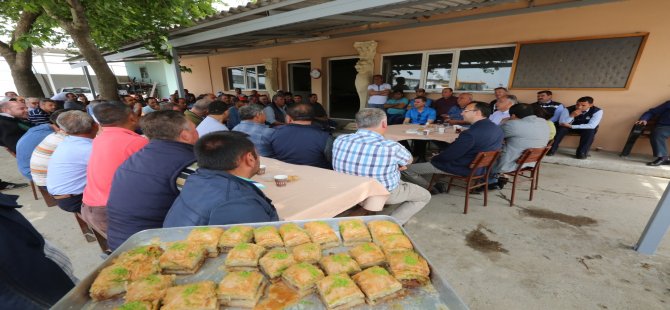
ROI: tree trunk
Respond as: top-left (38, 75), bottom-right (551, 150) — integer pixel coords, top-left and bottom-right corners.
top-left (68, 31), bottom-right (119, 101)
top-left (4, 48), bottom-right (46, 98)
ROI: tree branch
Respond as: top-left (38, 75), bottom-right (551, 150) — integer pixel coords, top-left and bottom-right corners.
top-left (66, 0), bottom-right (87, 31)
top-left (41, 4), bottom-right (73, 31)
top-left (11, 10), bottom-right (41, 46)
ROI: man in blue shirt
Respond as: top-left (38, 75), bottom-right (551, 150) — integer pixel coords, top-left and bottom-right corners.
top-left (408, 88), bottom-right (433, 109)
top-left (226, 97), bottom-right (248, 129)
top-left (233, 104), bottom-right (275, 157)
top-left (533, 90), bottom-right (564, 123)
top-left (15, 110), bottom-right (65, 180)
top-left (547, 96), bottom-right (603, 159)
top-left (402, 96), bottom-right (436, 162)
top-left (196, 100), bottom-right (229, 136)
top-left (637, 100), bottom-right (670, 166)
top-left (164, 131), bottom-right (279, 227)
top-left (47, 111), bottom-right (98, 212)
top-left (446, 93), bottom-right (472, 125)
top-left (28, 99), bottom-right (57, 125)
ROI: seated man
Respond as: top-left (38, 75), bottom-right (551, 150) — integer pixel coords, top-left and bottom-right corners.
top-left (403, 102), bottom-right (504, 189)
top-left (384, 90), bottom-right (409, 124)
top-left (489, 103), bottom-right (550, 189)
top-left (226, 97), bottom-right (248, 130)
top-left (401, 96), bottom-right (437, 162)
top-left (28, 99), bottom-right (57, 125)
top-left (636, 100), bottom-right (670, 166)
top-left (232, 104), bottom-right (275, 157)
top-left (489, 87), bottom-right (508, 109)
top-left (534, 90), bottom-right (564, 124)
top-left (82, 102), bottom-right (148, 234)
top-left (489, 95), bottom-right (517, 125)
top-left (263, 94), bottom-right (287, 127)
top-left (47, 111), bottom-right (98, 213)
top-left (196, 100), bottom-right (229, 136)
top-left (408, 88), bottom-right (433, 109)
top-left (141, 97), bottom-right (160, 115)
top-left (0, 100), bottom-right (30, 190)
top-left (445, 93), bottom-right (473, 125)
top-left (268, 102), bottom-right (333, 169)
top-left (333, 108), bottom-right (431, 225)
top-left (15, 110), bottom-right (65, 181)
top-left (547, 96), bottom-right (603, 159)
top-left (308, 93), bottom-right (335, 131)
top-left (433, 88), bottom-right (458, 122)
top-left (30, 118), bottom-right (68, 191)
top-left (184, 98), bottom-right (211, 126)
top-left (107, 111), bottom-right (198, 250)
top-left (164, 131), bottom-right (279, 227)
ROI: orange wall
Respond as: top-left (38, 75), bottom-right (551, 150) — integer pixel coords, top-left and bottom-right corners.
top-left (181, 0), bottom-right (670, 155)
top-left (180, 56), bottom-right (214, 96)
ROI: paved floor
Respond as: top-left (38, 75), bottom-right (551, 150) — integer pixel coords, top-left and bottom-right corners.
top-left (2, 149), bottom-right (670, 309)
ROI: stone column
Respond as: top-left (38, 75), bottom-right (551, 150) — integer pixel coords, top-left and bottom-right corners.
top-left (354, 41), bottom-right (377, 112)
top-left (262, 57), bottom-right (278, 98)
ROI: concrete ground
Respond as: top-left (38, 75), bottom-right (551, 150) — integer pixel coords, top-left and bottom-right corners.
top-left (2, 149), bottom-right (670, 309)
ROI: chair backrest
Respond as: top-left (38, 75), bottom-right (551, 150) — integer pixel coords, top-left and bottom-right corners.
top-left (516, 146), bottom-right (551, 165)
top-left (469, 150), bottom-right (500, 169)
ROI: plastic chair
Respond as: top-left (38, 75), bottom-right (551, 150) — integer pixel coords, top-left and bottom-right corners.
top-left (501, 146), bottom-right (551, 206)
top-left (427, 150), bottom-right (500, 214)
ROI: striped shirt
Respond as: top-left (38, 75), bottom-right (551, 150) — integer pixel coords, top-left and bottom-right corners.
top-left (29, 132), bottom-right (67, 186)
top-left (332, 129), bottom-right (412, 191)
top-left (28, 107), bottom-right (51, 125)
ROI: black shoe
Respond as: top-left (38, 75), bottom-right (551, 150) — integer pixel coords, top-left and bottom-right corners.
top-left (488, 183), bottom-right (502, 190)
top-left (647, 157), bottom-right (670, 166)
top-left (576, 153), bottom-right (588, 160)
top-left (434, 183), bottom-right (447, 193)
top-left (497, 178), bottom-right (508, 189)
top-left (546, 151), bottom-right (555, 156)
top-left (0, 181), bottom-right (28, 191)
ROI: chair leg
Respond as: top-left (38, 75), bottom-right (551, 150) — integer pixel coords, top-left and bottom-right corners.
top-left (447, 177), bottom-right (454, 193)
top-left (483, 178), bottom-right (488, 207)
top-left (463, 182), bottom-right (470, 214)
top-left (30, 181), bottom-right (38, 200)
top-left (91, 228), bottom-right (111, 254)
top-left (534, 164), bottom-right (542, 190)
top-left (529, 170), bottom-right (537, 201)
top-left (74, 213), bottom-right (97, 243)
top-left (427, 174), bottom-right (437, 191)
top-left (510, 173), bottom-right (519, 207)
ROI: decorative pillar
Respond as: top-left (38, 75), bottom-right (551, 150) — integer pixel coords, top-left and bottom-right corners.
top-left (262, 58), bottom-right (278, 99)
top-left (354, 41), bottom-right (377, 112)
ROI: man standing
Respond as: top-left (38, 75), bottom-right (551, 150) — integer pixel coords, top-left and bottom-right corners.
top-left (333, 108), bottom-right (431, 225)
top-left (47, 111), bottom-right (98, 213)
top-left (637, 100), bottom-right (670, 166)
top-left (489, 95), bottom-right (517, 125)
top-left (28, 99), bottom-right (57, 125)
top-left (404, 102), bottom-right (504, 189)
top-left (0, 100), bottom-right (30, 190)
top-left (269, 103), bottom-right (333, 169)
top-left (141, 97), bottom-right (161, 115)
top-left (82, 102), bottom-right (148, 234)
top-left (184, 98), bottom-right (211, 126)
top-left (367, 74), bottom-right (391, 109)
top-left (107, 111), bottom-right (198, 250)
top-left (547, 96), bottom-right (603, 159)
top-left (445, 93), bottom-right (473, 126)
top-left (264, 94), bottom-right (288, 127)
top-left (164, 131), bottom-right (279, 227)
top-left (196, 100), bottom-right (230, 136)
top-left (534, 90), bottom-right (564, 123)
top-left (233, 104), bottom-right (275, 157)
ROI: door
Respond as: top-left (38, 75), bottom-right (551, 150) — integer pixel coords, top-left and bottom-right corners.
top-left (328, 58), bottom-right (359, 119)
top-left (288, 62), bottom-right (311, 100)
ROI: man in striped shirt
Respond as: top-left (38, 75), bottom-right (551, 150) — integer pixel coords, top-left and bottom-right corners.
top-left (28, 99), bottom-right (57, 125)
top-left (332, 108), bottom-right (431, 225)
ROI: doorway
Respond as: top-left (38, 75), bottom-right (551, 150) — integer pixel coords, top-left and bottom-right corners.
top-left (328, 57), bottom-right (359, 119)
top-left (287, 61), bottom-right (311, 100)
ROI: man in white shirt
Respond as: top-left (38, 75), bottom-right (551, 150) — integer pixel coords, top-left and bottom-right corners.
top-left (367, 74), bottom-right (391, 109)
top-left (196, 100), bottom-right (229, 136)
top-left (489, 95), bottom-right (517, 125)
top-left (547, 96), bottom-right (603, 159)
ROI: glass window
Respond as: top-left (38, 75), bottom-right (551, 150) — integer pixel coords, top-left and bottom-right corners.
top-left (245, 67), bottom-right (257, 89)
top-left (227, 67), bottom-right (244, 90)
top-left (425, 53), bottom-right (453, 91)
top-left (455, 46), bottom-right (515, 92)
top-left (257, 66), bottom-right (266, 90)
top-left (382, 53), bottom-right (422, 91)
top-left (226, 65), bottom-right (265, 90)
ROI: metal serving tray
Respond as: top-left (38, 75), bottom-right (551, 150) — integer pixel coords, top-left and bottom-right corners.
top-left (53, 215), bottom-right (468, 310)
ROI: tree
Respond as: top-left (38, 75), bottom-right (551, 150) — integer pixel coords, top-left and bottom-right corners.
top-left (0, 3), bottom-right (62, 97)
top-left (36, 0), bottom-right (216, 100)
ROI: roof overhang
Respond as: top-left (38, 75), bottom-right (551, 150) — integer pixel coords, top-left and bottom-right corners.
top-left (69, 0), bottom-right (621, 68)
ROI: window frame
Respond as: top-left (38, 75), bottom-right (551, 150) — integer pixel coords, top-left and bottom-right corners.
top-left (226, 63), bottom-right (266, 91)
top-left (380, 44), bottom-right (516, 94)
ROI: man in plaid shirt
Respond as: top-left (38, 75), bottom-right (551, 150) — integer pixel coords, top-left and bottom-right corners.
top-left (333, 108), bottom-right (431, 225)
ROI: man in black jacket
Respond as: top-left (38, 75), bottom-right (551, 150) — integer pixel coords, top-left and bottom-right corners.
top-left (0, 100), bottom-right (30, 190)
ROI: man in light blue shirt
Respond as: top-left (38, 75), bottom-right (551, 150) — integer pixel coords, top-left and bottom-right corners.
top-left (547, 96), bottom-right (603, 159)
top-left (404, 97), bottom-right (436, 125)
top-left (141, 97), bottom-right (160, 115)
top-left (47, 111), bottom-right (98, 212)
top-left (263, 95), bottom-right (287, 126)
top-left (488, 95), bottom-right (516, 125)
top-left (196, 100), bottom-right (229, 137)
top-left (233, 104), bottom-right (275, 157)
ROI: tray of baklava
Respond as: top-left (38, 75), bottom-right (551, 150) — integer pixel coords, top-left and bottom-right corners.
top-left (53, 215), bottom-right (468, 310)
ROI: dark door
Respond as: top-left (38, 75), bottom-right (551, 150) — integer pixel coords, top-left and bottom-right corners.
top-left (328, 58), bottom-right (359, 119)
top-left (288, 62), bottom-right (311, 100)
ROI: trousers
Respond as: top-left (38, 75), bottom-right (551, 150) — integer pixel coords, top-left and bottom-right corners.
top-left (651, 125), bottom-right (670, 157)
top-left (551, 127), bottom-right (598, 156)
top-left (384, 180), bottom-right (431, 225)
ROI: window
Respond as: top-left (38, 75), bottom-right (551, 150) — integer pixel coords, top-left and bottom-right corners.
top-left (381, 45), bottom-right (515, 93)
top-left (226, 64), bottom-right (266, 90)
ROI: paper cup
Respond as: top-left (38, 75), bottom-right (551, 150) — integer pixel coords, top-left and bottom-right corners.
top-left (438, 127), bottom-right (445, 134)
top-left (274, 175), bottom-right (288, 187)
top-left (258, 165), bottom-right (266, 175)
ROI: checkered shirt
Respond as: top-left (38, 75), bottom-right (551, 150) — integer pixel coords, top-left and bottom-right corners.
top-left (332, 129), bottom-right (412, 191)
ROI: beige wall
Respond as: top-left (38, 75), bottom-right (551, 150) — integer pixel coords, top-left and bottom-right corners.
top-left (182, 0), bottom-right (670, 155)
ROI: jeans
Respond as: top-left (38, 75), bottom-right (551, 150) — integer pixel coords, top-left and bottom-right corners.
top-left (651, 125), bottom-right (670, 157)
top-left (551, 127), bottom-right (598, 156)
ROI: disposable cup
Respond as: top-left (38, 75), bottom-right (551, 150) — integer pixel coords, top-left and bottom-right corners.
top-left (274, 175), bottom-right (288, 187)
top-left (258, 165), bottom-right (266, 175)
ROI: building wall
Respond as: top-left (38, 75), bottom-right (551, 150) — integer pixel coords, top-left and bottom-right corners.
top-left (125, 61), bottom-right (176, 98)
top-left (180, 0), bottom-right (670, 155)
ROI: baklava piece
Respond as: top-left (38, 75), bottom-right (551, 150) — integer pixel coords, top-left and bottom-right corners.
top-left (316, 273), bottom-right (365, 310)
top-left (319, 253), bottom-right (361, 276)
top-left (158, 241), bottom-right (207, 274)
top-left (186, 227), bottom-right (225, 257)
top-left (281, 262), bottom-right (325, 297)
top-left (89, 264), bottom-right (131, 301)
top-left (253, 226), bottom-right (284, 249)
top-left (218, 225), bottom-right (254, 253)
top-left (378, 234), bottom-right (414, 255)
top-left (217, 270), bottom-right (267, 308)
top-left (161, 281), bottom-right (218, 310)
top-left (367, 220), bottom-right (403, 243)
top-left (115, 245), bottom-right (163, 280)
top-left (387, 251), bottom-right (431, 288)
top-left (338, 219), bottom-right (372, 246)
top-left (352, 266), bottom-right (403, 305)
top-left (304, 221), bottom-right (340, 249)
top-left (278, 223), bottom-right (311, 248)
top-left (115, 301), bottom-right (156, 310)
top-left (125, 274), bottom-right (175, 303)
top-left (291, 242), bottom-right (322, 264)
top-left (224, 243), bottom-right (266, 272)
top-left (348, 242), bottom-right (386, 268)
top-left (259, 249), bottom-right (296, 279)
